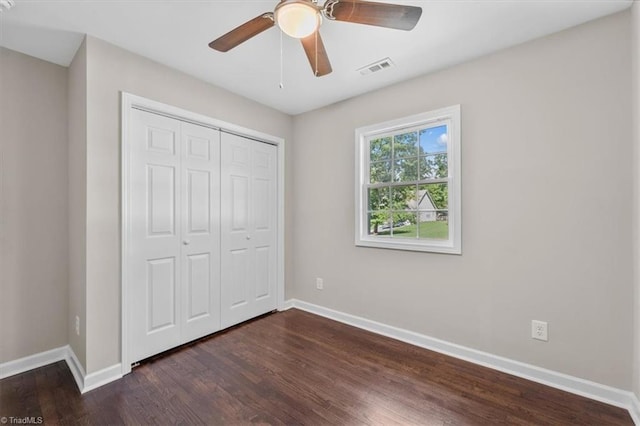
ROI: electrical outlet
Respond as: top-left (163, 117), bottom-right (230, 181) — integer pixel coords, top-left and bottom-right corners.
top-left (531, 320), bottom-right (548, 341)
top-left (316, 277), bottom-right (324, 290)
top-left (75, 315), bottom-right (80, 336)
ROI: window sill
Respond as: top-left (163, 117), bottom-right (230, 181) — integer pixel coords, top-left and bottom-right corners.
top-left (355, 237), bottom-right (461, 254)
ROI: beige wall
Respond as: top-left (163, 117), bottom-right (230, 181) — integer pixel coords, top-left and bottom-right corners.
top-left (67, 39), bottom-right (88, 369)
top-left (83, 36), bottom-right (294, 373)
top-left (0, 48), bottom-right (69, 362)
top-left (292, 11), bottom-right (633, 389)
top-left (632, 0), bottom-right (640, 399)
top-left (1, 7), bottom-right (635, 395)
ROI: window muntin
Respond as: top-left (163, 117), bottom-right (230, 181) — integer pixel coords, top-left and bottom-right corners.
top-left (355, 106), bottom-right (460, 254)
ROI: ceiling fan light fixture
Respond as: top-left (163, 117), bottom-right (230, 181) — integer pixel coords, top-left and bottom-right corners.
top-left (0, 0), bottom-right (15, 13)
top-left (275, 0), bottom-right (321, 39)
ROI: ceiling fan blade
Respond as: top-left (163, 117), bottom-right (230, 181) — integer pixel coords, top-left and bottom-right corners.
top-left (209, 12), bottom-right (274, 52)
top-left (301, 31), bottom-right (332, 77)
top-left (328, 0), bottom-right (422, 31)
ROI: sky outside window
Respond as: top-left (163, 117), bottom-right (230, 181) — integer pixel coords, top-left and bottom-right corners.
top-left (419, 125), bottom-right (448, 154)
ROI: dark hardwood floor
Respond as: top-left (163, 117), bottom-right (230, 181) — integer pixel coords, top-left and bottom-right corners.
top-left (0, 309), bottom-right (633, 425)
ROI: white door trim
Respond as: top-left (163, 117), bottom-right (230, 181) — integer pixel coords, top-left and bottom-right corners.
top-left (120, 92), bottom-right (286, 375)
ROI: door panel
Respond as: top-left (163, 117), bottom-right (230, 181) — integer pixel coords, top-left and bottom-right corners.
top-left (231, 176), bottom-right (249, 231)
top-left (147, 165), bottom-right (176, 236)
top-left (221, 133), bottom-right (277, 328)
top-left (253, 178), bottom-right (269, 230)
top-left (129, 111), bottom-right (221, 362)
top-left (186, 253), bottom-right (211, 320)
top-left (180, 122), bottom-right (221, 343)
top-left (230, 249), bottom-right (249, 307)
top-left (130, 110), bottom-right (182, 362)
top-left (251, 141), bottom-right (278, 316)
top-left (186, 170), bottom-right (211, 234)
top-left (147, 127), bottom-right (176, 154)
top-left (147, 257), bottom-right (177, 331)
top-left (186, 136), bottom-right (210, 160)
top-left (254, 246), bottom-right (271, 299)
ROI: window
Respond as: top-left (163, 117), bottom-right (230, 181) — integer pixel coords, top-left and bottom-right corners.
top-left (355, 105), bottom-right (461, 254)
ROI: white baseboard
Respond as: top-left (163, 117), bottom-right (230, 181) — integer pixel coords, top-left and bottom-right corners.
top-left (287, 298), bottom-right (639, 424)
top-left (83, 363), bottom-right (122, 392)
top-left (1, 345), bottom-right (122, 394)
top-left (65, 345), bottom-right (86, 392)
top-left (0, 346), bottom-right (68, 380)
top-left (630, 393), bottom-right (640, 425)
top-left (280, 299), bottom-right (295, 311)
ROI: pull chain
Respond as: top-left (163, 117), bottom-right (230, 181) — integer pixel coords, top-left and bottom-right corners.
top-left (315, 31), bottom-right (318, 76)
top-left (279, 30), bottom-right (284, 89)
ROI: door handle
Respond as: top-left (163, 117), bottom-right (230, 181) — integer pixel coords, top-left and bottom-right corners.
top-left (246, 235), bottom-right (251, 240)
top-left (183, 240), bottom-right (190, 245)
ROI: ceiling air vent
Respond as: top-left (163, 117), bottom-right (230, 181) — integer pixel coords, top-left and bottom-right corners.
top-left (358, 58), bottom-right (395, 76)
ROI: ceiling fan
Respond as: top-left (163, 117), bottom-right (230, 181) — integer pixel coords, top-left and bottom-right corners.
top-left (208, 0), bottom-right (422, 77)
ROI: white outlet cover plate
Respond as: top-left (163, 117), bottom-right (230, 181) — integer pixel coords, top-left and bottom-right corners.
top-left (531, 320), bottom-right (548, 341)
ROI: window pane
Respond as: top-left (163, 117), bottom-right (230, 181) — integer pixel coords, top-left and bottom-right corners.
top-left (394, 132), bottom-right (418, 158)
top-left (420, 153), bottom-right (448, 179)
top-left (419, 125), bottom-right (448, 155)
top-left (368, 187), bottom-right (390, 211)
top-left (370, 137), bottom-right (391, 162)
top-left (417, 211), bottom-right (448, 240)
top-left (394, 157), bottom-right (418, 182)
top-left (418, 183), bottom-right (448, 210)
top-left (370, 160), bottom-right (391, 183)
top-left (368, 212), bottom-right (391, 236)
top-left (391, 212), bottom-right (417, 238)
top-left (391, 185), bottom-right (417, 210)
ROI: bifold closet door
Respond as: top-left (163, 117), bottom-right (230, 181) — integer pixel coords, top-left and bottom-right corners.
top-left (180, 122), bottom-right (221, 343)
top-left (128, 109), bottom-right (220, 363)
top-left (220, 133), bottom-right (277, 329)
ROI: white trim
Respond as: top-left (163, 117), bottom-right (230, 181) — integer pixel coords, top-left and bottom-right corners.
top-left (354, 105), bottom-right (462, 255)
top-left (276, 128), bottom-right (286, 311)
top-left (62, 345), bottom-right (123, 394)
top-left (287, 298), bottom-right (638, 423)
top-left (630, 394), bottom-right (640, 425)
top-left (0, 346), bottom-right (67, 380)
top-left (280, 299), bottom-right (295, 311)
top-left (121, 92), bottom-right (131, 376)
top-left (64, 345), bottom-right (86, 392)
top-left (83, 363), bottom-right (123, 393)
top-left (121, 92), bottom-right (286, 375)
top-left (1, 346), bottom-right (121, 394)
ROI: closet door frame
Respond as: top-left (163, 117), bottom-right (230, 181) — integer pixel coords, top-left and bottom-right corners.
top-left (120, 92), bottom-right (285, 376)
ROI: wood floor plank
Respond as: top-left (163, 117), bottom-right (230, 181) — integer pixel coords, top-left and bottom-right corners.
top-left (0, 309), bottom-right (633, 425)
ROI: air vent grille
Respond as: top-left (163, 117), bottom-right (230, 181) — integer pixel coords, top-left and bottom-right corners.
top-left (358, 58), bottom-right (395, 76)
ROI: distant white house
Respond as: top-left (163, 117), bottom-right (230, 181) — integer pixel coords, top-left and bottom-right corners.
top-left (407, 190), bottom-right (437, 222)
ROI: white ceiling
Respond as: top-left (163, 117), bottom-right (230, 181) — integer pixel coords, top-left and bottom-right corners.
top-left (0, 0), bottom-right (632, 115)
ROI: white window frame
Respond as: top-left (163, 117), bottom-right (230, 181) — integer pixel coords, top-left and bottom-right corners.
top-left (355, 105), bottom-right (461, 254)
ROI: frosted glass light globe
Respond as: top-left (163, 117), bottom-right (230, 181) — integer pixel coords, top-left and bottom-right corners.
top-left (275, 1), bottom-right (321, 39)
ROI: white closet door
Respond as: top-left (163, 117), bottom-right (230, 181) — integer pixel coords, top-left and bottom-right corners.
top-left (221, 133), bottom-right (277, 328)
top-left (129, 109), bottom-right (183, 362)
top-left (180, 122), bottom-right (221, 342)
top-left (129, 110), bottom-right (222, 363)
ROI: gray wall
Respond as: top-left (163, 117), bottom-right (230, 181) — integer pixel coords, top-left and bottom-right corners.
top-left (632, 0), bottom-right (640, 400)
top-left (0, 48), bottom-right (69, 362)
top-left (291, 11), bottom-right (632, 389)
top-left (82, 36), bottom-right (294, 373)
top-left (67, 39), bottom-right (88, 369)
